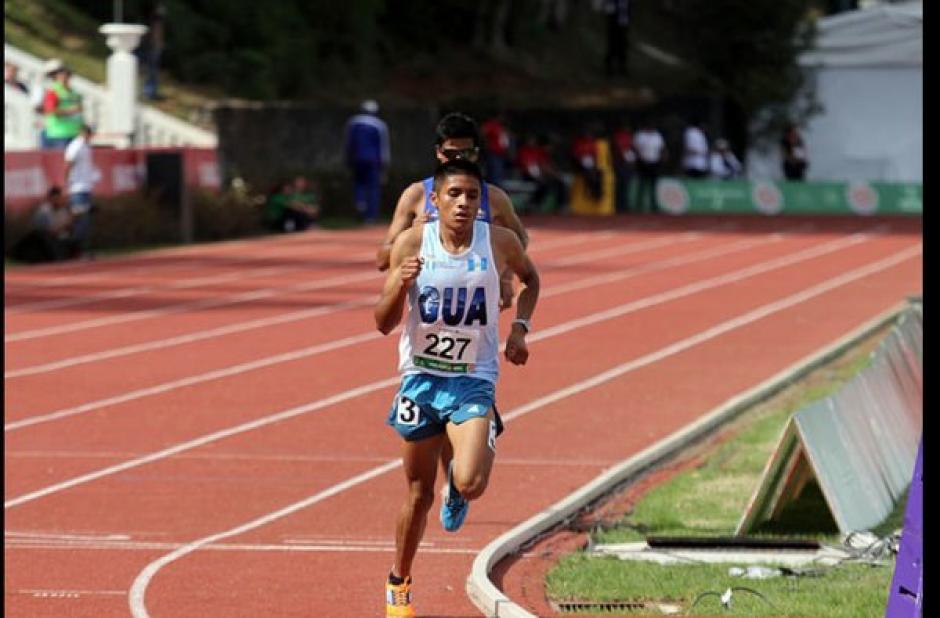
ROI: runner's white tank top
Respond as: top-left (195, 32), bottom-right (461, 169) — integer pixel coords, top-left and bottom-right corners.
top-left (399, 220), bottom-right (500, 383)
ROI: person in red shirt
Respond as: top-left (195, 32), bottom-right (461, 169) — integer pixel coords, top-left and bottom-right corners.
top-left (517, 134), bottom-right (566, 214)
top-left (610, 123), bottom-right (636, 213)
top-left (571, 128), bottom-right (602, 200)
top-left (481, 113), bottom-right (512, 188)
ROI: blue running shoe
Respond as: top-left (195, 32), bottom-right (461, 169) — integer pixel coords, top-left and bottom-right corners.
top-left (440, 462), bottom-right (469, 532)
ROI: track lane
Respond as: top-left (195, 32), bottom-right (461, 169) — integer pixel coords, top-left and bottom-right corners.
top-left (125, 247), bottom-right (919, 618)
top-left (4, 228), bottom-right (892, 494)
top-left (3, 217), bottom-right (921, 617)
top-left (8, 238), bottom-right (916, 506)
top-left (3, 228), bottom-right (618, 369)
top-left (4, 229), bottom-right (746, 421)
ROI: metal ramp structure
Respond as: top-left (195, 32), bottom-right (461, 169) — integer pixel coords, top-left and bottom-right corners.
top-left (736, 301), bottom-right (922, 536)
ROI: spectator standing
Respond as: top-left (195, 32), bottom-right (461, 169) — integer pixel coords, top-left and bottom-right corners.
top-left (42, 63), bottom-right (83, 150)
top-left (569, 125), bottom-right (615, 216)
top-left (481, 113), bottom-right (512, 188)
top-left (344, 99), bottom-right (390, 224)
top-left (781, 123), bottom-right (809, 181)
top-left (602, 0), bottom-right (632, 76)
top-left (141, 1), bottom-right (167, 100)
top-left (709, 138), bottom-right (743, 180)
top-left (682, 118), bottom-right (710, 178)
top-left (610, 122), bottom-right (636, 213)
top-left (516, 134), bottom-right (567, 214)
top-left (10, 187), bottom-right (76, 263)
top-left (571, 128), bottom-right (602, 200)
top-left (64, 125), bottom-right (99, 258)
top-left (632, 119), bottom-right (667, 213)
top-left (4, 62), bottom-right (28, 93)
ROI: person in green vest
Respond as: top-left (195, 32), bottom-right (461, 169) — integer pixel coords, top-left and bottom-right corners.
top-left (42, 62), bottom-right (83, 149)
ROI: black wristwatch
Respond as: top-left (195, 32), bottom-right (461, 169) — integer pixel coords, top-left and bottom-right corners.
top-left (511, 318), bottom-right (531, 333)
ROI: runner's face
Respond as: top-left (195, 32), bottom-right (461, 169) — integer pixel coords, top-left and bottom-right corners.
top-left (431, 173), bottom-right (481, 230)
top-left (436, 138), bottom-right (480, 164)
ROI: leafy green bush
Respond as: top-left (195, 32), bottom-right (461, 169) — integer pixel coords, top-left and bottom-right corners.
top-left (191, 188), bottom-right (267, 242)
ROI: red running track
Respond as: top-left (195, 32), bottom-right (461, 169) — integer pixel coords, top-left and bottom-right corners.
top-left (4, 215), bottom-right (921, 617)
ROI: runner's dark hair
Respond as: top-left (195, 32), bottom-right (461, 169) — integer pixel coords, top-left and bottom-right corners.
top-left (435, 112), bottom-right (480, 147)
top-left (432, 158), bottom-right (484, 191)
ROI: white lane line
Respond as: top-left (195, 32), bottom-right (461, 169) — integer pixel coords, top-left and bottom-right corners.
top-left (3, 234), bottom-right (763, 429)
top-left (4, 229), bottom-right (697, 379)
top-left (5, 377), bottom-right (402, 509)
top-left (1, 231), bottom-right (850, 430)
top-left (15, 589), bottom-right (127, 598)
top-left (4, 450), bottom-right (394, 464)
top-left (5, 530), bottom-right (131, 541)
top-left (127, 461), bottom-right (402, 616)
top-left (126, 243), bottom-right (920, 618)
top-left (7, 539), bottom-right (477, 555)
top-left (5, 232), bottom-right (901, 501)
top-left (505, 244), bottom-right (922, 423)
top-left (3, 229), bottom-right (610, 346)
top-left (5, 297), bottom-right (374, 379)
top-left (1, 227), bottom-right (597, 296)
top-left (5, 450), bottom-right (613, 467)
top-left (4, 269), bottom-right (381, 343)
top-left (4, 327), bottom-right (382, 431)
top-left (2, 232), bottom-right (358, 292)
top-left (3, 249), bottom-right (375, 315)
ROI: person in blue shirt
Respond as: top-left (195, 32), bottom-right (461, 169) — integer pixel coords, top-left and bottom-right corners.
top-left (344, 99), bottom-right (390, 223)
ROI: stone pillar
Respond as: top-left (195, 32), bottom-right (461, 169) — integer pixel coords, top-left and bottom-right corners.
top-left (99, 23), bottom-right (148, 148)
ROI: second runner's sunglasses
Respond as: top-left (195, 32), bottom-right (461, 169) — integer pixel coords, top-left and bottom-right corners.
top-left (439, 147), bottom-right (480, 160)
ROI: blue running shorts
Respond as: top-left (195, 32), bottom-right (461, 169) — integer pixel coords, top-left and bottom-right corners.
top-left (387, 373), bottom-right (496, 442)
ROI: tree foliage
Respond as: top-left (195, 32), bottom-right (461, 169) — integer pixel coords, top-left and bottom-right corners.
top-left (60, 0), bottom-right (820, 137)
top-left (666, 0), bottom-right (820, 141)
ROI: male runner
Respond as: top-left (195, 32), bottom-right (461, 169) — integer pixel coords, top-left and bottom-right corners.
top-left (375, 159), bottom-right (539, 617)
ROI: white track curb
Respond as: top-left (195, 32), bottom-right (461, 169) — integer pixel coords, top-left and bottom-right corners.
top-left (466, 299), bottom-right (913, 617)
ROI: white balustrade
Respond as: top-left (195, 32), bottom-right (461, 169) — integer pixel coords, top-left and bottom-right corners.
top-left (4, 43), bottom-right (216, 151)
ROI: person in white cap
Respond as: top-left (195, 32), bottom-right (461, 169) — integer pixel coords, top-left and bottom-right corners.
top-left (344, 100), bottom-right (390, 223)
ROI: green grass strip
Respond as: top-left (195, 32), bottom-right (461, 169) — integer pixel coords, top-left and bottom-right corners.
top-left (546, 334), bottom-right (905, 616)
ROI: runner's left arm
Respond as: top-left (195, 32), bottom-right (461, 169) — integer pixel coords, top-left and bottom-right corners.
top-left (494, 228), bottom-right (539, 366)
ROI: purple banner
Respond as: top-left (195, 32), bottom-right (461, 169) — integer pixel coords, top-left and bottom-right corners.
top-left (885, 437), bottom-right (923, 617)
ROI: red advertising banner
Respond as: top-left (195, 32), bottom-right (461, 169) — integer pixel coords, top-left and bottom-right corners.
top-left (4, 147), bottom-right (220, 214)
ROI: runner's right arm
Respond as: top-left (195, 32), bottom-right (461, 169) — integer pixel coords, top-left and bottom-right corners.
top-left (374, 229), bottom-right (422, 335)
top-left (376, 182), bottom-right (423, 271)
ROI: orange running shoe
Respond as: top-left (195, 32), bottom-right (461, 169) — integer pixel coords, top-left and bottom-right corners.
top-left (385, 574), bottom-right (415, 617)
